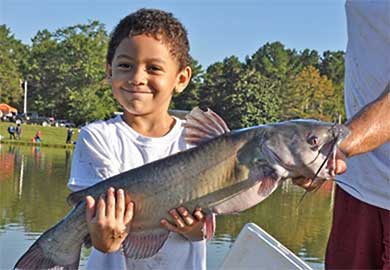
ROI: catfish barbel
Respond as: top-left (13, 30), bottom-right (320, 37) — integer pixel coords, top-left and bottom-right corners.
top-left (15, 107), bottom-right (350, 269)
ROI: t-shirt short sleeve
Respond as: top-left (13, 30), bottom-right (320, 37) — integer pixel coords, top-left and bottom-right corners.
top-left (68, 126), bottom-right (120, 191)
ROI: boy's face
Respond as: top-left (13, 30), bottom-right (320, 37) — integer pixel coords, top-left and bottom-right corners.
top-left (107, 34), bottom-right (191, 117)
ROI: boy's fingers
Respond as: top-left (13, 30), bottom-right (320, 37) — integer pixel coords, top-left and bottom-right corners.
top-left (85, 196), bottom-right (96, 221)
top-left (178, 207), bottom-right (194, 226)
top-left (115, 189), bottom-right (125, 219)
top-left (160, 219), bottom-right (180, 233)
top-left (169, 209), bottom-right (185, 228)
top-left (96, 195), bottom-right (106, 221)
top-left (106, 187), bottom-right (115, 219)
top-left (193, 209), bottom-right (204, 221)
top-left (124, 191), bottom-right (132, 205)
top-left (123, 201), bottom-right (134, 224)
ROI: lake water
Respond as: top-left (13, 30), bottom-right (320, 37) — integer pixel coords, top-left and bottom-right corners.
top-left (0, 144), bottom-right (335, 269)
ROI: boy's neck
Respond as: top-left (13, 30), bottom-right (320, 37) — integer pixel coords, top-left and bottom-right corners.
top-left (122, 112), bottom-right (176, 138)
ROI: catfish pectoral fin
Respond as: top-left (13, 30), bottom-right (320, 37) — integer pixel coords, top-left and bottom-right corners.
top-left (123, 229), bottom-right (170, 259)
top-left (212, 175), bottom-right (279, 215)
top-left (204, 213), bottom-right (216, 240)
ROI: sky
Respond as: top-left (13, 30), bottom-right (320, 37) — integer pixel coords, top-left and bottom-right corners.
top-left (0, 0), bottom-right (347, 68)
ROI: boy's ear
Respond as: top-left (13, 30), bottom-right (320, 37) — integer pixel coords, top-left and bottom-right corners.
top-left (105, 64), bottom-right (113, 81)
top-left (175, 66), bottom-right (192, 94)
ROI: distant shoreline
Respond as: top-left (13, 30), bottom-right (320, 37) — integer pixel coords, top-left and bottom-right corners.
top-left (0, 140), bottom-right (75, 149)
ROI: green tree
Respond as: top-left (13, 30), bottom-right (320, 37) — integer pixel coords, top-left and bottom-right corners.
top-left (319, 51), bottom-right (345, 121)
top-left (27, 21), bottom-right (109, 119)
top-left (0, 25), bottom-right (28, 107)
top-left (200, 56), bottom-right (281, 129)
top-left (246, 41), bottom-right (301, 81)
top-left (284, 66), bottom-right (335, 121)
top-left (298, 49), bottom-right (320, 69)
top-left (171, 58), bottom-right (204, 110)
top-left (68, 80), bottom-right (117, 125)
top-left (28, 29), bottom-right (60, 116)
top-left (319, 51), bottom-right (345, 86)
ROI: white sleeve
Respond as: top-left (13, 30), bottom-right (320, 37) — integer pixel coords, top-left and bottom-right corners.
top-left (68, 127), bottom-right (120, 192)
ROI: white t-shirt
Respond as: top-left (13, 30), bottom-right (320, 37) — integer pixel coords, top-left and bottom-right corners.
top-left (338, 0), bottom-right (390, 210)
top-left (68, 115), bottom-right (206, 270)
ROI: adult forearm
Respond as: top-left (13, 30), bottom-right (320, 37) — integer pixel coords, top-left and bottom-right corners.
top-left (340, 82), bottom-right (390, 157)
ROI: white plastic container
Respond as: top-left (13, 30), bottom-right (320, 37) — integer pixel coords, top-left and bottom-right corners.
top-left (219, 223), bottom-right (313, 270)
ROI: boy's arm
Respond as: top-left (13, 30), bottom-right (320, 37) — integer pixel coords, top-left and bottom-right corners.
top-left (70, 129), bottom-right (135, 253)
top-left (339, 81), bottom-right (390, 158)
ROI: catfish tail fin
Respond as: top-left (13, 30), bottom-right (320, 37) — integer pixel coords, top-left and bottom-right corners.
top-left (14, 205), bottom-right (87, 269)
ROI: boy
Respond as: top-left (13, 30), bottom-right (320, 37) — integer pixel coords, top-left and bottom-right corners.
top-left (68, 8), bottom-right (208, 270)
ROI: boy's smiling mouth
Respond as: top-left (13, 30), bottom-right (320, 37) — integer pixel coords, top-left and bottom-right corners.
top-left (120, 88), bottom-right (153, 94)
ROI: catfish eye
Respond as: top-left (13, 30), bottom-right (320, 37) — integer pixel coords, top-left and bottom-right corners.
top-left (307, 135), bottom-right (319, 148)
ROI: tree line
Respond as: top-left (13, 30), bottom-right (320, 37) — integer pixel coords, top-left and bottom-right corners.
top-left (0, 22), bottom-right (345, 128)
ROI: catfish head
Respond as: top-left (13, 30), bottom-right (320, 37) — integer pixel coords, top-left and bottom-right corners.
top-left (262, 120), bottom-right (350, 183)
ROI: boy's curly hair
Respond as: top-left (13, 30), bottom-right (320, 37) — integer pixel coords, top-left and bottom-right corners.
top-left (107, 8), bottom-right (190, 70)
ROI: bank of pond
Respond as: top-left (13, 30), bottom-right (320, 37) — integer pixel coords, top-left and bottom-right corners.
top-left (0, 122), bottom-right (78, 148)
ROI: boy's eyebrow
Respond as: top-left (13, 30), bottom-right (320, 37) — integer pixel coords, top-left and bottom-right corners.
top-left (115, 54), bottom-right (167, 64)
top-left (116, 54), bottom-right (133, 60)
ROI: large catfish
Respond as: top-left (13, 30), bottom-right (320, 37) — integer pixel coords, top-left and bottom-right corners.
top-left (15, 108), bottom-right (349, 269)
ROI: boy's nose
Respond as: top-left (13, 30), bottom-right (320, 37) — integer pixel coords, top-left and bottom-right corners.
top-left (128, 68), bottom-right (147, 85)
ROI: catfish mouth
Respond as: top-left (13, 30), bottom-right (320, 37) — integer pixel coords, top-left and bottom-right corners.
top-left (297, 137), bottom-right (339, 192)
top-left (319, 137), bottom-right (339, 178)
top-left (267, 136), bottom-right (339, 179)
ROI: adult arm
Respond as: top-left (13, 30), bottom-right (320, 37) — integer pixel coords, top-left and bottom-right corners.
top-left (339, 82), bottom-right (390, 158)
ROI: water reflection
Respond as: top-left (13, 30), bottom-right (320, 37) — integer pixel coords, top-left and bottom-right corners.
top-left (0, 145), bottom-right (333, 270)
top-left (0, 145), bottom-right (74, 269)
top-left (214, 181), bottom-right (334, 265)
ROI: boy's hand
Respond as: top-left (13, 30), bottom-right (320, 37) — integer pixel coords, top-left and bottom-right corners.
top-left (85, 187), bottom-right (134, 253)
top-left (160, 207), bottom-right (205, 241)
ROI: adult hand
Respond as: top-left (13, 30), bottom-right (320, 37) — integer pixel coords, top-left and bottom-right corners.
top-left (160, 207), bottom-right (205, 241)
top-left (85, 187), bottom-right (134, 253)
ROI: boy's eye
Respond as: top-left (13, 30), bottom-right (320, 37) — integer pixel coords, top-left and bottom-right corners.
top-left (118, 63), bottom-right (132, 69)
top-left (147, 65), bottom-right (163, 72)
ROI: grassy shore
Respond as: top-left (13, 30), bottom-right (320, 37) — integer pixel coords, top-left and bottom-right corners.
top-left (0, 122), bottom-right (78, 148)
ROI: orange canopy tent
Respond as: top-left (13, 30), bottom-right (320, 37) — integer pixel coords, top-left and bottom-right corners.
top-left (0, 103), bottom-right (18, 114)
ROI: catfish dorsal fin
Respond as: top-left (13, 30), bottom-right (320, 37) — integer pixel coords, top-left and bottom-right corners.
top-left (184, 107), bottom-right (230, 145)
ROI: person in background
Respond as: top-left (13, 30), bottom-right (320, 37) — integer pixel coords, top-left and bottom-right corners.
top-left (66, 127), bottom-right (73, 144)
top-left (34, 130), bottom-right (41, 143)
top-left (68, 9), bottom-right (209, 270)
top-left (8, 124), bottom-right (16, 140)
top-left (15, 123), bottom-right (22, 140)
